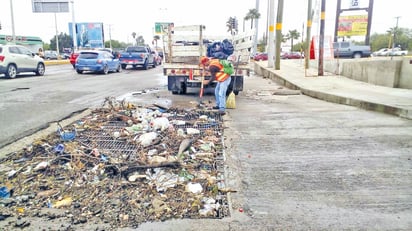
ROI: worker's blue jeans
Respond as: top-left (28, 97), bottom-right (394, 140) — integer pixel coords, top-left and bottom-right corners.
top-left (215, 76), bottom-right (231, 112)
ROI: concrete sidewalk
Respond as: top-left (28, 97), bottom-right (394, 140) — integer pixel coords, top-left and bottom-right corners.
top-left (254, 60), bottom-right (412, 120)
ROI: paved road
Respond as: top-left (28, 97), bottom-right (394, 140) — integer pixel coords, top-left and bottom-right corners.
top-left (0, 64), bottom-right (165, 153)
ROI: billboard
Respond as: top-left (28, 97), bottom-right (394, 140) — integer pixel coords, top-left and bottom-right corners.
top-left (337, 15), bottom-right (368, 37)
top-left (69, 22), bottom-right (104, 48)
top-left (32, 0), bottom-right (69, 13)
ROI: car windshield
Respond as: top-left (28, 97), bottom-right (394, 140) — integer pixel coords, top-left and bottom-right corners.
top-left (78, 52), bottom-right (99, 59)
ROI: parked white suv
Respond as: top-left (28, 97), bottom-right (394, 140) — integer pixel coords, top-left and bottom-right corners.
top-left (0, 44), bottom-right (45, 79)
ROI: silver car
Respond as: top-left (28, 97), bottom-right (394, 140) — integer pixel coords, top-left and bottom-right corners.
top-left (0, 44), bottom-right (45, 78)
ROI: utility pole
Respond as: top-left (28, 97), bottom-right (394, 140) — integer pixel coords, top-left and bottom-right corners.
top-left (109, 24), bottom-right (112, 49)
top-left (70, 0), bottom-right (77, 51)
top-left (267, 0), bottom-right (275, 68)
top-left (391, 16), bottom-right (400, 60)
top-left (318, 0), bottom-right (326, 76)
top-left (54, 13), bottom-right (60, 58)
top-left (10, 0), bottom-right (16, 44)
top-left (253, 0), bottom-right (259, 56)
top-left (305, 0), bottom-right (313, 70)
top-left (275, 0), bottom-right (284, 70)
top-left (392, 16), bottom-right (401, 49)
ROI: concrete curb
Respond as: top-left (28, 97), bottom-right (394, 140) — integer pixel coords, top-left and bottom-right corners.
top-left (253, 62), bottom-right (412, 120)
top-left (44, 60), bottom-right (70, 65)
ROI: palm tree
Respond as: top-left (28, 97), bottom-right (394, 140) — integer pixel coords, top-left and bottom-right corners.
top-left (226, 17), bottom-right (235, 35)
top-left (131, 32), bottom-right (137, 45)
top-left (286, 30), bottom-right (300, 51)
top-left (153, 35), bottom-right (160, 48)
top-left (136, 35), bottom-right (145, 46)
top-left (244, 8), bottom-right (260, 29)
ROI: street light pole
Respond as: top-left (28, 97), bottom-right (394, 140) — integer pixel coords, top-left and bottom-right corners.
top-left (9, 0), bottom-right (16, 44)
top-left (54, 13), bottom-right (60, 57)
top-left (109, 24), bottom-right (112, 49)
top-left (392, 16), bottom-right (400, 49)
top-left (71, 0), bottom-right (77, 51)
top-left (391, 16), bottom-right (400, 60)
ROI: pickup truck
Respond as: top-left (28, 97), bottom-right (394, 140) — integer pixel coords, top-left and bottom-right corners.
top-left (118, 46), bottom-right (157, 70)
top-left (388, 47), bottom-right (408, 56)
top-left (333, 41), bottom-right (371, 58)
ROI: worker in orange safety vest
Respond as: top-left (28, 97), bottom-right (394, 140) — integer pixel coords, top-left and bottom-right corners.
top-left (200, 56), bottom-right (234, 115)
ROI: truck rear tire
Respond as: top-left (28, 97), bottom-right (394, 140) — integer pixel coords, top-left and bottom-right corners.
top-left (353, 52), bottom-right (362, 59)
top-left (121, 64), bottom-right (127, 69)
top-left (143, 60), bottom-right (149, 70)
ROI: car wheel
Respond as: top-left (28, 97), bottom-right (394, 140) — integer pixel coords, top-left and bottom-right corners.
top-left (152, 61), bottom-right (156, 68)
top-left (353, 52), bottom-right (362, 59)
top-left (76, 69), bottom-right (83, 74)
top-left (35, 63), bottom-right (45, 76)
top-left (102, 65), bottom-right (109, 75)
top-left (121, 64), bottom-right (127, 69)
top-left (6, 64), bottom-right (17, 79)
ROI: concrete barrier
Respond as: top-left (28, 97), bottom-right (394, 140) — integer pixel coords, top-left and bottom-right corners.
top-left (316, 57), bottom-right (412, 89)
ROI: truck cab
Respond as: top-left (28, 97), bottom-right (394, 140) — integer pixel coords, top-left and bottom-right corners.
top-left (333, 41), bottom-right (371, 58)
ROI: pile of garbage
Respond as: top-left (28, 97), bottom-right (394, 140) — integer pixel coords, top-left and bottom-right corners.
top-left (0, 97), bottom-right (230, 229)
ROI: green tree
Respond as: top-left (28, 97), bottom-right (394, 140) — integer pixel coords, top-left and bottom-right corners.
top-left (286, 30), bottom-right (300, 51)
top-left (370, 27), bottom-right (412, 51)
top-left (104, 40), bottom-right (123, 49)
top-left (244, 8), bottom-right (260, 30)
top-left (49, 33), bottom-right (73, 52)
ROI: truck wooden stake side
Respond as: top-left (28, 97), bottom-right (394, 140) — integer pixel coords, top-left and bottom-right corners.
top-left (162, 25), bottom-right (254, 95)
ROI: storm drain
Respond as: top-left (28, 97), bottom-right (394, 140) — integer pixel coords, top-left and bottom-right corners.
top-left (75, 108), bottom-right (230, 219)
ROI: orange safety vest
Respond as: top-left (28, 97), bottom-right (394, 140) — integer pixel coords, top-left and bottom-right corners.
top-left (209, 59), bottom-right (230, 82)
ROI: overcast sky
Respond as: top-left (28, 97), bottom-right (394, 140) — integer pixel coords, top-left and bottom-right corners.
top-left (0, 0), bottom-right (410, 44)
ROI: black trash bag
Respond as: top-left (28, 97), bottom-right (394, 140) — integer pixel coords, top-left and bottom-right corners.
top-left (207, 41), bottom-right (222, 57)
top-left (221, 39), bottom-right (234, 56)
top-left (207, 40), bottom-right (234, 59)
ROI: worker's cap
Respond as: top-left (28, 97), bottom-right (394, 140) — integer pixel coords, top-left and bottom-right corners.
top-left (200, 56), bottom-right (210, 65)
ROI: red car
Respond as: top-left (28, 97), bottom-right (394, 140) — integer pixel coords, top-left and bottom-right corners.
top-left (253, 53), bottom-right (268, 61)
top-left (281, 51), bottom-right (303, 59)
top-left (69, 51), bottom-right (80, 68)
